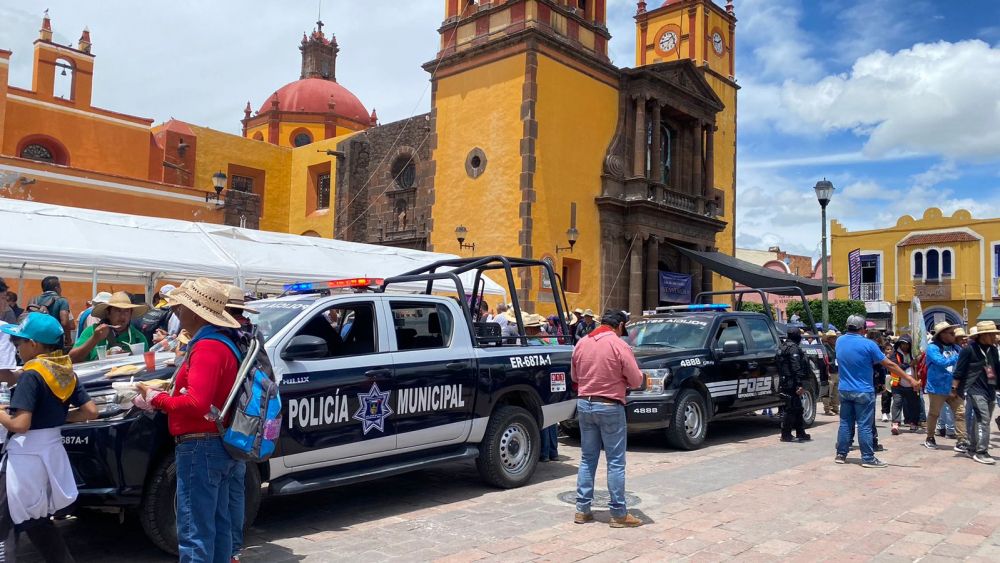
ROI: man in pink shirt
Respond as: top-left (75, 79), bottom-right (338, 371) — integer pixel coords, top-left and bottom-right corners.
top-left (571, 310), bottom-right (644, 528)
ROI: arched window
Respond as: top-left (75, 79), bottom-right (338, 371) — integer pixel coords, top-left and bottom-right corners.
top-left (20, 144), bottom-right (54, 162)
top-left (913, 251), bottom-right (923, 279)
top-left (53, 58), bottom-right (74, 100)
top-left (17, 136), bottom-right (69, 165)
top-left (926, 249), bottom-right (940, 281)
top-left (942, 249), bottom-right (953, 278)
top-left (252, 131), bottom-right (264, 141)
top-left (660, 124), bottom-right (672, 185)
top-left (391, 155), bottom-right (416, 189)
top-left (291, 130), bottom-right (312, 147)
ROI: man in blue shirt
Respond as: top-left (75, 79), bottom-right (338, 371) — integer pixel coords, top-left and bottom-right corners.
top-left (923, 321), bottom-right (968, 451)
top-left (835, 314), bottom-right (917, 467)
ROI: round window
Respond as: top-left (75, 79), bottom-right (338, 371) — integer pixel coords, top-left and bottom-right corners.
top-left (20, 143), bottom-right (54, 163)
top-left (465, 148), bottom-right (487, 179)
top-left (391, 156), bottom-right (417, 189)
top-left (293, 132), bottom-right (312, 147)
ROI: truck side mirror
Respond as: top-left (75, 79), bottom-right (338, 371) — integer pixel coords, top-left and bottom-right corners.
top-left (722, 340), bottom-right (744, 357)
top-left (281, 335), bottom-right (328, 361)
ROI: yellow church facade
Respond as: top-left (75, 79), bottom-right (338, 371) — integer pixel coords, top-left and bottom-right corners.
top-left (2, 1), bottom-right (739, 315)
top-left (831, 208), bottom-right (1000, 332)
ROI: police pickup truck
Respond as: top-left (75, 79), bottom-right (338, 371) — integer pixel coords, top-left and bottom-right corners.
top-left (616, 288), bottom-right (827, 450)
top-left (59, 257), bottom-right (577, 554)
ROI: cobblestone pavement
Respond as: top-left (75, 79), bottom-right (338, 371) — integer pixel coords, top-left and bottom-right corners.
top-left (25, 408), bottom-right (1000, 562)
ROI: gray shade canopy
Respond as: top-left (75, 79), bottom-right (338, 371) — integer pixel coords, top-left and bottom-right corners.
top-left (670, 244), bottom-right (845, 296)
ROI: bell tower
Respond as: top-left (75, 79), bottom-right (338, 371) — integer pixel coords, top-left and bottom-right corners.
top-left (300, 18), bottom-right (338, 81)
top-left (635, 0), bottom-right (738, 293)
top-left (31, 10), bottom-right (96, 108)
top-left (426, 1), bottom-right (621, 311)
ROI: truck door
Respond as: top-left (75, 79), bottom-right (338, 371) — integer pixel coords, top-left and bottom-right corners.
top-left (387, 299), bottom-right (477, 449)
top-left (273, 299), bottom-right (396, 470)
top-left (739, 316), bottom-right (782, 409)
top-left (710, 318), bottom-right (751, 407)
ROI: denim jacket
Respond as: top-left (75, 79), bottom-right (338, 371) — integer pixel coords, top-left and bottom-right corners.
top-left (925, 341), bottom-right (961, 395)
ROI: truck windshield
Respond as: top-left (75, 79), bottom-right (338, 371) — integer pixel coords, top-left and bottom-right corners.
top-left (245, 300), bottom-right (313, 341)
top-left (628, 317), bottom-right (710, 349)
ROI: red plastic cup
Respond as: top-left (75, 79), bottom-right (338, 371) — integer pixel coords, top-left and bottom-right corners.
top-left (143, 351), bottom-right (156, 372)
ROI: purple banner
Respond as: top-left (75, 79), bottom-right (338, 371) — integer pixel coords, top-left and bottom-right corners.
top-left (848, 248), bottom-right (862, 300)
top-left (659, 271), bottom-right (692, 304)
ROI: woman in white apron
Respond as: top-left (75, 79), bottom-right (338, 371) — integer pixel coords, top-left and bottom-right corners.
top-left (0, 313), bottom-right (98, 562)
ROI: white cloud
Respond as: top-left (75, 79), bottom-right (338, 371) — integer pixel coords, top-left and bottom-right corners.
top-left (775, 40), bottom-right (1000, 160)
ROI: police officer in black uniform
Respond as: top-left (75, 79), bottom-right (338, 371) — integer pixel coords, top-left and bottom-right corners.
top-left (778, 327), bottom-right (812, 442)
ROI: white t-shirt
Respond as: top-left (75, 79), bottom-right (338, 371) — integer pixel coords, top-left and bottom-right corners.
top-left (0, 321), bottom-right (16, 369)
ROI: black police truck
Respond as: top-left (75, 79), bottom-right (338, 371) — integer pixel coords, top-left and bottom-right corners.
top-left (58, 257), bottom-right (577, 554)
top-left (616, 288), bottom-right (827, 450)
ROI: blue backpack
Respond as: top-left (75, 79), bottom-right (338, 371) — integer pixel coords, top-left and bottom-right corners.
top-left (198, 329), bottom-right (282, 462)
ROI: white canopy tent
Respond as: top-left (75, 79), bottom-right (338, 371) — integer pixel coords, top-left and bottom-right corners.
top-left (0, 199), bottom-right (507, 298)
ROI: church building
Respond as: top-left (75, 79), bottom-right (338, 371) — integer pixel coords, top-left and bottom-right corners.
top-left (0, 1), bottom-right (738, 314)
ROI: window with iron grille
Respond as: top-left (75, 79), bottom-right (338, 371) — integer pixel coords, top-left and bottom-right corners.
top-left (21, 144), bottom-right (54, 162)
top-left (317, 173), bottom-right (331, 210)
top-left (231, 175), bottom-right (254, 193)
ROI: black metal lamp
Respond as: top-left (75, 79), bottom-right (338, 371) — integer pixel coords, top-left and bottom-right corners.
top-left (814, 178), bottom-right (835, 330)
top-left (556, 226), bottom-right (579, 253)
top-left (206, 171), bottom-right (227, 204)
top-left (455, 225), bottom-right (476, 252)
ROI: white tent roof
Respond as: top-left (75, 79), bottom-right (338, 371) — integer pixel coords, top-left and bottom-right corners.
top-left (0, 199), bottom-right (506, 297)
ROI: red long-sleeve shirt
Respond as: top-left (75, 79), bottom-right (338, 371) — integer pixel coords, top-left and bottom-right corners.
top-left (571, 326), bottom-right (644, 404)
top-left (151, 339), bottom-right (238, 436)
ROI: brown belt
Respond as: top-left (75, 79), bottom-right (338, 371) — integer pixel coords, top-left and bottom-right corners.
top-left (175, 432), bottom-right (220, 445)
top-left (582, 395), bottom-right (622, 405)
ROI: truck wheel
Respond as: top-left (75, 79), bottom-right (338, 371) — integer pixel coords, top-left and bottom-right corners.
top-left (666, 389), bottom-right (708, 450)
top-left (801, 384), bottom-right (818, 428)
top-left (476, 406), bottom-right (540, 489)
top-left (140, 453), bottom-right (263, 556)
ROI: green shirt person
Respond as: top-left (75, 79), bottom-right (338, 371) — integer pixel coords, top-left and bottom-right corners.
top-left (69, 291), bottom-right (149, 362)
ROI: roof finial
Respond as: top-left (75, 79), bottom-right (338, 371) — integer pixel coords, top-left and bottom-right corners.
top-left (726, 0), bottom-right (735, 15)
top-left (316, 0), bottom-right (324, 35)
top-left (636, 1), bottom-right (647, 15)
top-left (40, 9), bottom-right (53, 42)
top-left (78, 26), bottom-right (92, 53)
top-left (369, 108), bottom-right (378, 127)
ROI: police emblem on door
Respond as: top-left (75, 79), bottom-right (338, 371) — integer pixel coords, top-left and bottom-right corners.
top-left (353, 383), bottom-right (394, 435)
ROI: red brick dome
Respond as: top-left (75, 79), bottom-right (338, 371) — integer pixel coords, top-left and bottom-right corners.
top-left (260, 78), bottom-right (368, 124)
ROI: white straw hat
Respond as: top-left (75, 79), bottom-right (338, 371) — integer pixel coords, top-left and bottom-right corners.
top-left (167, 278), bottom-right (239, 329)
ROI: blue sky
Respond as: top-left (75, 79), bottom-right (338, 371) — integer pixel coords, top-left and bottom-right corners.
top-left (2, 0), bottom-right (999, 258)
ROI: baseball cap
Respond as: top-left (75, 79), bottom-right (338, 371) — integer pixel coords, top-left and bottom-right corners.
top-left (601, 309), bottom-right (630, 337)
top-left (845, 314), bottom-right (867, 331)
top-left (0, 312), bottom-right (64, 346)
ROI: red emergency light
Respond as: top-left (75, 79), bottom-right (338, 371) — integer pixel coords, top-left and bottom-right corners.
top-left (284, 278), bottom-right (384, 292)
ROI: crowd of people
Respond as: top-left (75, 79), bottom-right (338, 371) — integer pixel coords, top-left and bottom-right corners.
top-left (823, 315), bottom-right (1000, 467)
top-left (0, 276), bottom-right (256, 562)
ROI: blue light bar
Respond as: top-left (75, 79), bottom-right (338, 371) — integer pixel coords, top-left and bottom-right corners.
top-left (283, 278), bottom-right (384, 292)
top-left (655, 304), bottom-right (730, 313)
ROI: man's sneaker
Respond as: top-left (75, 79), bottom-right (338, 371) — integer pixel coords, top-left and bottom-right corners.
top-left (609, 514), bottom-right (643, 528)
top-left (873, 443), bottom-right (885, 452)
top-left (954, 441), bottom-right (971, 454)
top-left (881, 414), bottom-right (890, 422)
top-left (780, 435), bottom-right (796, 443)
top-left (834, 453), bottom-right (847, 464)
top-left (796, 433), bottom-right (812, 442)
top-left (574, 512), bottom-right (594, 524)
top-left (973, 453), bottom-right (996, 465)
top-left (924, 437), bottom-right (937, 449)
top-left (862, 458), bottom-right (888, 468)
top-left (995, 416), bottom-right (1000, 432)
top-left (937, 428), bottom-right (946, 437)
top-left (909, 424), bottom-right (919, 432)
top-left (891, 423), bottom-right (900, 435)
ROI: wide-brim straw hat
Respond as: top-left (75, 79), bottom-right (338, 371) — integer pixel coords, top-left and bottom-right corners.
top-left (225, 284), bottom-right (259, 314)
top-left (521, 313), bottom-right (546, 328)
top-left (582, 309), bottom-right (595, 318)
top-left (954, 327), bottom-right (968, 338)
top-left (971, 321), bottom-right (1000, 338)
top-left (167, 278), bottom-right (240, 329)
top-left (932, 321), bottom-right (960, 335)
top-left (92, 291), bottom-right (149, 319)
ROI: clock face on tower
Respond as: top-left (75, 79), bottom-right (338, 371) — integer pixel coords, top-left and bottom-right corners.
top-left (658, 31), bottom-right (678, 54)
top-left (712, 31), bottom-right (725, 55)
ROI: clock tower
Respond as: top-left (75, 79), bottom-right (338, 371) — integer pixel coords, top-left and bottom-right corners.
top-left (635, 0), bottom-right (738, 294)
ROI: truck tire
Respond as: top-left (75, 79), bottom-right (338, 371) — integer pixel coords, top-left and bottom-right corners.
top-left (476, 406), bottom-right (540, 489)
top-left (139, 453), bottom-right (263, 556)
top-left (801, 383), bottom-right (818, 428)
top-left (666, 389), bottom-right (708, 450)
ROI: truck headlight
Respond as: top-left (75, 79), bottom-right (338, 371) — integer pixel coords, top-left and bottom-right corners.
top-left (634, 368), bottom-right (671, 395)
top-left (90, 389), bottom-right (123, 417)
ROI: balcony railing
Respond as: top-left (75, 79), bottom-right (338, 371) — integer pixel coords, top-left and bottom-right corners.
top-left (860, 283), bottom-right (883, 302)
top-left (994, 277), bottom-right (1000, 299)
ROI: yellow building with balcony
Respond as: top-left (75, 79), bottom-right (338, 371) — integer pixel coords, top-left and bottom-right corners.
top-left (830, 208), bottom-right (1000, 332)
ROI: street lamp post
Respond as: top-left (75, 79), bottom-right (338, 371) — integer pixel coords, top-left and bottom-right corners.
top-left (814, 179), bottom-right (835, 331)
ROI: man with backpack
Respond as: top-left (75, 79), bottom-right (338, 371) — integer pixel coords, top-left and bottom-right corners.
top-left (30, 276), bottom-right (73, 346)
top-left (953, 321), bottom-right (1000, 464)
top-left (134, 278), bottom-right (244, 563)
top-left (923, 321), bottom-right (969, 452)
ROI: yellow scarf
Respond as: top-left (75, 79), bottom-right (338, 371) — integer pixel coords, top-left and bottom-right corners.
top-left (23, 351), bottom-right (77, 402)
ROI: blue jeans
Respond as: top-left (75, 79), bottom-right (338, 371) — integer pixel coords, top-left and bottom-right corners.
top-left (836, 391), bottom-right (876, 462)
top-left (175, 438), bottom-right (243, 563)
top-left (937, 402), bottom-right (956, 434)
top-left (540, 425), bottom-right (558, 460)
top-left (575, 399), bottom-right (628, 518)
top-left (230, 461), bottom-right (247, 556)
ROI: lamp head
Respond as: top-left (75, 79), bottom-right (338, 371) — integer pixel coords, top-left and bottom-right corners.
top-left (455, 225), bottom-right (468, 245)
top-left (212, 171), bottom-right (227, 195)
top-left (814, 179), bottom-right (835, 206)
top-left (566, 226), bottom-right (579, 249)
